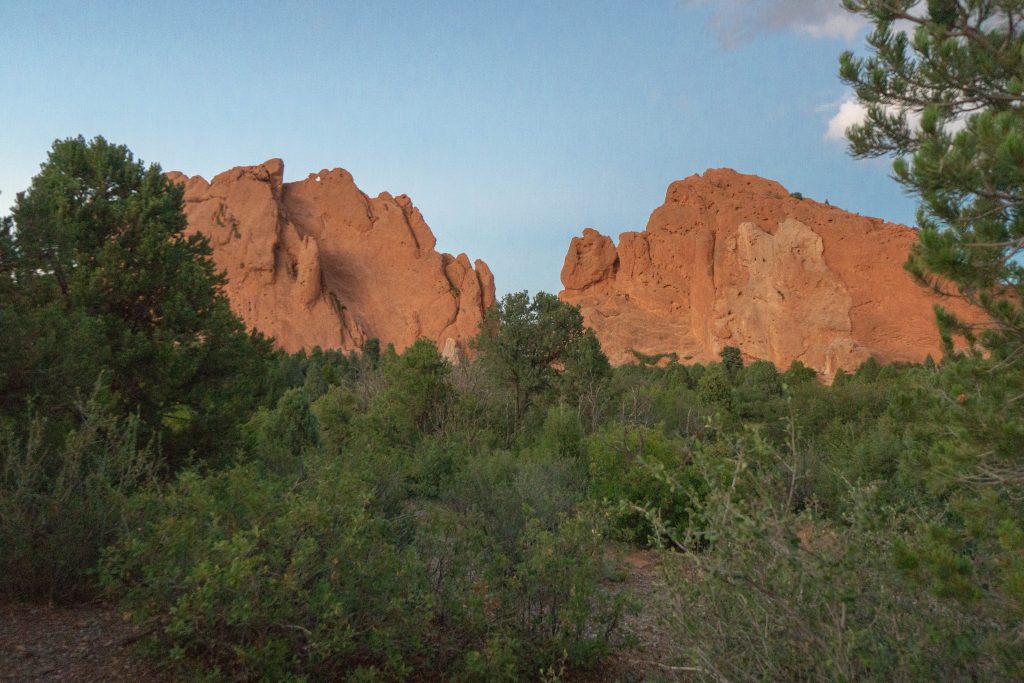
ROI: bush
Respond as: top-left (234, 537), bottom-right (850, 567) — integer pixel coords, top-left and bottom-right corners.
top-left (362, 338), bottom-right (450, 447)
top-left (538, 404), bottom-right (585, 460)
top-left (241, 387), bottom-right (321, 475)
top-left (658, 440), bottom-right (1009, 680)
top-left (413, 500), bottom-right (623, 680)
top-left (445, 450), bottom-right (587, 559)
top-left (102, 458), bottom-right (435, 680)
top-left (586, 424), bottom-right (704, 545)
top-left (697, 363), bottom-right (733, 412)
top-left (105, 443), bottom-right (621, 680)
top-left (310, 384), bottom-right (360, 454)
top-left (1, 393), bottom-right (158, 602)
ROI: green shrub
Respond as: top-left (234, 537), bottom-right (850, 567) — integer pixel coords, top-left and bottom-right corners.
top-left (783, 359), bottom-right (818, 385)
top-left (1, 395), bottom-right (158, 602)
top-left (697, 363), bottom-right (733, 412)
top-left (445, 450), bottom-right (587, 559)
top-left (719, 346), bottom-right (743, 380)
top-left (241, 387), bottom-right (321, 474)
top-left (538, 404), bottom-right (585, 459)
top-left (658, 442), bottom-right (1009, 680)
top-left (887, 356), bottom-right (1024, 661)
top-left (104, 442), bottom-right (620, 680)
top-left (102, 458), bottom-right (434, 680)
top-left (586, 424), bottom-right (704, 545)
top-left (362, 338), bottom-right (450, 447)
top-left (497, 513), bottom-right (620, 672)
top-left (413, 501), bottom-right (622, 680)
top-left (310, 384), bottom-right (360, 453)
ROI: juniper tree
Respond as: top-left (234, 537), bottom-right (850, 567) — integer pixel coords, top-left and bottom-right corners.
top-left (474, 291), bottom-right (595, 431)
top-left (3, 136), bottom-right (273, 465)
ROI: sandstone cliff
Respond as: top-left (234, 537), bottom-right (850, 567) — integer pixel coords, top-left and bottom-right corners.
top-left (167, 159), bottom-right (495, 357)
top-left (560, 169), bottom-right (984, 377)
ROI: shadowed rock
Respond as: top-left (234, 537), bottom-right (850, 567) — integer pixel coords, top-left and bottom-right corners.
top-left (167, 160), bottom-right (494, 356)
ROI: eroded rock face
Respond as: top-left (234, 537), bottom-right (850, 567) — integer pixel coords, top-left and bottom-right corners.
top-left (560, 168), bottom-right (985, 377)
top-left (167, 159), bottom-right (495, 355)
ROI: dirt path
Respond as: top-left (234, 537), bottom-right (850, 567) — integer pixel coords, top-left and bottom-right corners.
top-left (588, 549), bottom-right (698, 683)
top-left (0, 603), bottom-right (169, 683)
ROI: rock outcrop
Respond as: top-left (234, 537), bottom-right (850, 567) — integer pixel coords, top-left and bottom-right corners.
top-left (560, 168), bottom-right (985, 377)
top-left (167, 159), bottom-right (495, 355)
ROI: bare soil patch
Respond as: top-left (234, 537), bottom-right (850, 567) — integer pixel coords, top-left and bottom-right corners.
top-left (0, 602), bottom-right (169, 683)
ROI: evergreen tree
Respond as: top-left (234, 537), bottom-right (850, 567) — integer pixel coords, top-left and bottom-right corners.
top-left (370, 338), bottom-right (450, 445)
top-left (840, 0), bottom-right (1024, 358)
top-left (719, 346), bottom-right (744, 380)
top-left (697, 364), bottom-right (733, 411)
top-left (2, 136), bottom-right (273, 465)
top-left (474, 291), bottom-right (591, 429)
top-left (841, 2), bottom-right (1024, 652)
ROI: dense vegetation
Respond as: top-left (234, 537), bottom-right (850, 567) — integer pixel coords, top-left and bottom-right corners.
top-left (2, 3), bottom-right (1023, 679)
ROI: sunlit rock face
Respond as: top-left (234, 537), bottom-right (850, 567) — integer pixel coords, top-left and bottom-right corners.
top-left (167, 159), bottom-right (495, 355)
top-left (560, 168), bottom-right (985, 378)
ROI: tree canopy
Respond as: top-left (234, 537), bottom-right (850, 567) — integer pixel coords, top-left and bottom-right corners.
top-left (474, 291), bottom-right (606, 430)
top-left (840, 0), bottom-right (1024, 359)
top-left (1, 136), bottom-right (273, 465)
top-left (840, 0), bottom-right (1024, 647)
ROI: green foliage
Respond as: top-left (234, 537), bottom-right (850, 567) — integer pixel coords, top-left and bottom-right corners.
top-left (892, 357), bottom-right (1024, 625)
top-left (838, 6), bottom-right (1024, 663)
top-left (1, 388), bottom-right (158, 602)
top-left (432, 449), bottom-right (621, 678)
top-left (242, 388), bottom-right (321, 474)
top-left (475, 291), bottom-right (592, 433)
top-left (361, 337), bottom-right (381, 369)
top-left (103, 458), bottom-right (434, 681)
top-left (586, 424), bottom-right (704, 545)
top-left (560, 329), bottom-right (612, 430)
top-left (661, 458), bottom-right (1005, 680)
top-left (105, 443), bottom-right (620, 680)
top-left (719, 346), bottom-right (743, 380)
top-left (310, 385), bottom-right (359, 453)
top-left (2, 136), bottom-right (273, 467)
top-left (735, 359), bottom-right (784, 417)
top-left (783, 359), bottom-right (819, 385)
top-left (364, 338), bottom-right (449, 446)
top-left (446, 450), bottom-right (587, 559)
top-left (840, 0), bottom-right (1024, 358)
top-left (413, 498), bottom-right (622, 680)
top-left (697, 363), bottom-right (733, 411)
top-left (539, 404), bottom-right (585, 460)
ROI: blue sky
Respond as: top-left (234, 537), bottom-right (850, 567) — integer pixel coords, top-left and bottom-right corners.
top-left (0, 0), bottom-right (906, 295)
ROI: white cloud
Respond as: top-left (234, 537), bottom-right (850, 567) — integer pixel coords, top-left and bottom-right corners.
top-left (796, 11), bottom-right (867, 41)
top-left (824, 96), bottom-right (967, 143)
top-left (684, 0), bottom-right (868, 47)
top-left (825, 98), bottom-right (867, 141)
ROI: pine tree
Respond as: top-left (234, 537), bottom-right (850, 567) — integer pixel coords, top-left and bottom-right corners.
top-left (840, 0), bottom-right (1024, 359)
top-left (840, 4), bottom-right (1024, 656)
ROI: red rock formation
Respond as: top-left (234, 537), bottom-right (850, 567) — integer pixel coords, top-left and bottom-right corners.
top-left (560, 168), bottom-right (985, 377)
top-left (167, 159), bottom-right (494, 356)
